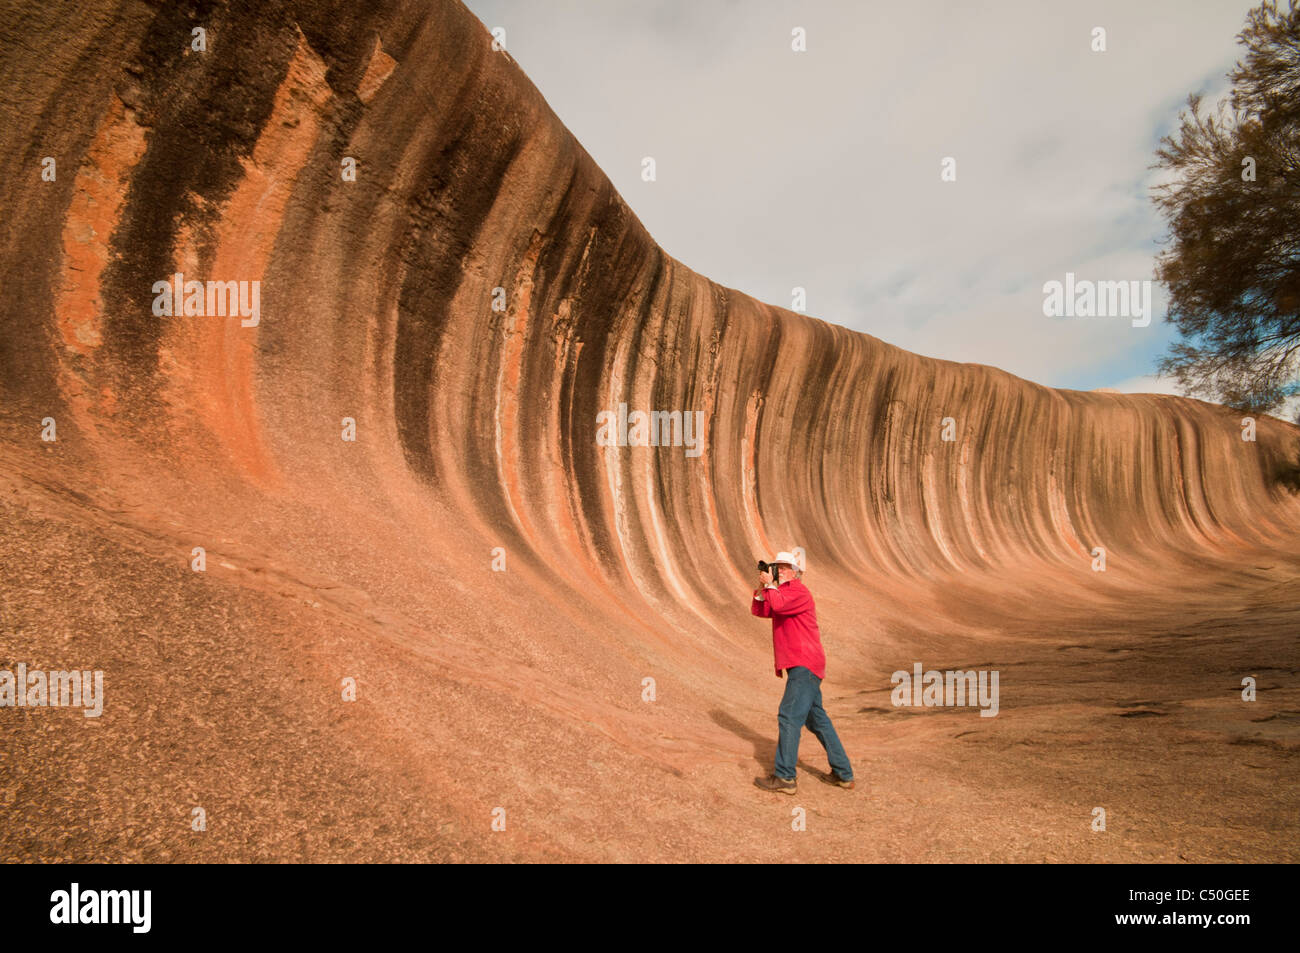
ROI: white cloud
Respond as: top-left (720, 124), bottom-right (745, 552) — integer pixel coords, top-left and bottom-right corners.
top-left (1105, 373), bottom-right (1184, 396)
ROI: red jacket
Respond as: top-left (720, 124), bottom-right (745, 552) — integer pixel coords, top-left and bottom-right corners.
top-left (750, 578), bottom-right (827, 679)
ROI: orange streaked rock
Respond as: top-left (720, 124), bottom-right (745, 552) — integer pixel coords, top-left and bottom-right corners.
top-left (1, 0), bottom-right (1298, 864)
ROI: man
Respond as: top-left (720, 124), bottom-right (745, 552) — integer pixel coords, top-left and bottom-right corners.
top-left (750, 551), bottom-right (855, 794)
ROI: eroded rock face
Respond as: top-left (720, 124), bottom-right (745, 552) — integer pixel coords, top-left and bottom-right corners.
top-left (1, 0), bottom-right (1298, 862)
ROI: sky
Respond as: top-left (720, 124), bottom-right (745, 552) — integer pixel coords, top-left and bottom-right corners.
top-left (459, 0), bottom-right (1267, 400)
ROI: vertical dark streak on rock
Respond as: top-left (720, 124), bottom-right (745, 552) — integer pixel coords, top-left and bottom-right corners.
top-left (392, 48), bottom-right (519, 483)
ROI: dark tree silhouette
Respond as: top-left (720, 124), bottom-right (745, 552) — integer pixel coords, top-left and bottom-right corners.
top-left (1151, 0), bottom-right (1300, 422)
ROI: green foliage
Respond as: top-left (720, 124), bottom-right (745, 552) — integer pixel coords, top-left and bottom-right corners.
top-left (1152, 0), bottom-right (1300, 422)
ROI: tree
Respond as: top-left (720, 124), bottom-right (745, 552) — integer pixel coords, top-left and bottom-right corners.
top-left (1151, 0), bottom-right (1300, 423)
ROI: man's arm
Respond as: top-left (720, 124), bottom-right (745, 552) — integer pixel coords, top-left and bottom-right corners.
top-left (751, 588), bottom-right (772, 618)
top-left (763, 584), bottom-right (811, 615)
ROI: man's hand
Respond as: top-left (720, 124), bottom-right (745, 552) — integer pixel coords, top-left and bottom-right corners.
top-left (758, 569), bottom-right (773, 586)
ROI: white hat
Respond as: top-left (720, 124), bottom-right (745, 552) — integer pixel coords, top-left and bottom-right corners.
top-left (771, 551), bottom-right (804, 571)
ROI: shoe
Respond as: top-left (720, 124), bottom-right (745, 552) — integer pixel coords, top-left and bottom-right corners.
top-left (819, 769), bottom-right (855, 790)
top-left (754, 774), bottom-right (797, 795)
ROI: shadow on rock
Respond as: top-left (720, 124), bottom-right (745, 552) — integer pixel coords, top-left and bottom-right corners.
top-left (709, 709), bottom-right (826, 777)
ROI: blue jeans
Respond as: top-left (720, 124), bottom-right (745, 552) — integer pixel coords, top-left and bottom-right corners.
top-left (775, 666), bottom-right (853, 781)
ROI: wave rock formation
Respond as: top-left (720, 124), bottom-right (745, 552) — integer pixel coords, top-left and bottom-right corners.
top-left (2, 0), bottom-right (1298, 862)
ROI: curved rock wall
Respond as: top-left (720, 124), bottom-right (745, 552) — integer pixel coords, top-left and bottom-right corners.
top-left (4, 0), bottom-right (1300, 863)
top-left (4, 0), bottom-right (1296, 638)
